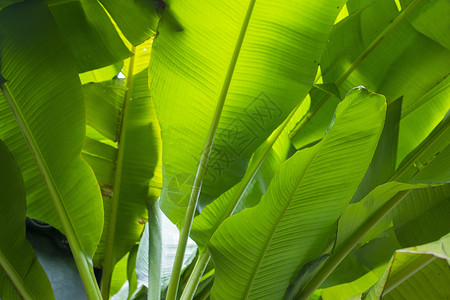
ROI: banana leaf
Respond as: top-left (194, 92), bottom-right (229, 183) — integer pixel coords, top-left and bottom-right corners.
top-left (209, 87), bottom-right (386, 299)
top-left (150, 0), bottom-right (348, 225)
top-left (364, 233), bottom-right (450, 299)
top-left (290, 0), bottom-right (450, 167)
top-left (0, 1), bottom-right (104, 296)
top-left (48, 0), bottom-right (132, 72)
top-left (0, 140), bottom-right (54, 300)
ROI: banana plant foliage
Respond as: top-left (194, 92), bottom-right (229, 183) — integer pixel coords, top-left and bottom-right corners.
top-left (0, 0), bottom-right (449, 299)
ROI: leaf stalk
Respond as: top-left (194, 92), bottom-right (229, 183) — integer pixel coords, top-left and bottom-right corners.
top-left (100, 46), bottom-right (137, 299)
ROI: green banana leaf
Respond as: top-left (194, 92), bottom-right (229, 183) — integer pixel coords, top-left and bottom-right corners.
top-left (364, 233), bottom-right (450, 299)
top-left (83, 83), bottom-right (126, 142)
top-left (190, 125), bottom-right (291, 250)
top-left (393, 184), bottom-right (450, 248)
top-left (79, 41), bottom-right (163, 296)
top-left (290, 87), bottom-right (341, 150)
top-left (82, 137), bottom-right (117, 191)
top-left (395, 112), bottom-right (450, 183)
top-left (319, 229), bottom-right (401, 299)
top-left (0, 140), bottom-right (54, 300)
top-left (403, 0), bottom-right (450, 51)
top-left (190, 94), bottom-right (310, 252)
top-left (0, 1), bottom-right (19, 10)
top-left (48, 0), bottom-right (132, 72)
top-left (98, 0), bottom-right (159, 46)
top-left (0, 0), bottom-right (103, 262)
top-left (317, 185), bottom-right (450, 299)
top-left (150, 0), bottom-right (347, 225)
top-left (209, 87), bottom-right (386, 299)
top-left (293, 139), bottom-right (450, 298)
top-left (291, 0), bottom-right (450, 166)
top-left (351, 98), bottom-right (402, 203)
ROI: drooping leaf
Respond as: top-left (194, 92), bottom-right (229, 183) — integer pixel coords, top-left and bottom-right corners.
top-left (0, 140), bottom-right (54, 300)
top-left (209, 87), bottom-right (386, 299)
top-left (0, 1), bottom-right (103, 296)
top-left (150, 0), bottom-right (348, 225)
top-left (364, 233), bottom-right (450, 299)
top-left (0, 0), bottom-right (103, 263)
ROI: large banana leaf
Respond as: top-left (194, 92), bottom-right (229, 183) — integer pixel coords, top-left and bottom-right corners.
top-left (364, 233), bottom-right (450, 299)
top-left (150, 0), bottom-right (347, 225)
top-left (47, 0), bottom-right (132, 72)
top-left (81, 42), bottom-right (162, 270)
top-left (209, 87), bottom-right (386, 299)
top-left (294, 141), bottom-right (450, 298)
top-left (79, 41), bottom-right (163, 297)
top-left (291, 0), bottom-right (450, 165)
top-left (0, 1), bottom-right (103, 296)
top-left (0, 140), bottom-right (54, 300)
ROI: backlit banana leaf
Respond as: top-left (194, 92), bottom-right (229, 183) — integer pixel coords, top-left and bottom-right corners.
top-left (190, 94), bottom-right (310, 251)
top-left (0, 0), bottom-right (103, 260)
top-left (293, 141), bottom-right (450, 298)
top-left (0, 140), bottom-right (54, 300)
top-left (0, 1), bottom-right (103, 296)
top-left (393, 184), bottom-right (450, 248)
top-left (150, 0), bottom-right (347, 225)
top-left (351, 97), bottom-right (402, 203)
top-left (403, 0), bottom-right (450, 51)
top-left (80, 41), bottom-right (162, 297)
top-left (291, 0), bottom-right (450, 166)
top-left (395, 112), bottom-right (450, 183)
top-left (190, 124), bottom-right (292, 250)
top-left (364, 233), bottom-right (450, 299)
top-left (209, 87), bottom-right (386, 299)
top-left (48, 0), bottom-right (132, 72)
